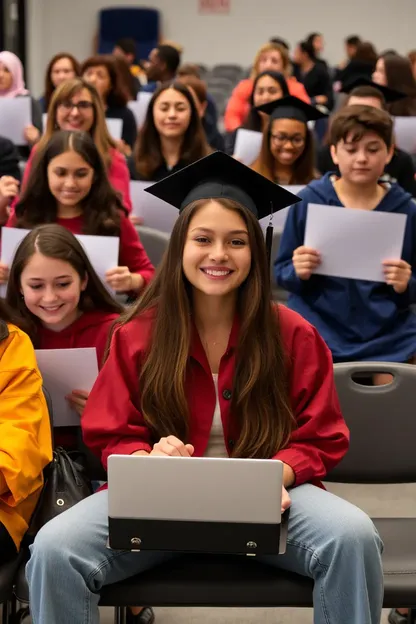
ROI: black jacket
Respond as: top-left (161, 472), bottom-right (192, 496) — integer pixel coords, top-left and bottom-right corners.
top-left (0, 137), bottom-right (21, 181)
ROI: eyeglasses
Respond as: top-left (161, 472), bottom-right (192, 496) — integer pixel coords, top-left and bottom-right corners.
top-left (58, 100), bottom-right (94, 112)
top-left (270, 133), bottom-right (306, 147)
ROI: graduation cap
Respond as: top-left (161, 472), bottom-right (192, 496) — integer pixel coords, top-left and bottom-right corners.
top-left (256, 95), bottom-right (329, 122)
top-left (145, 151), bottom-right (301, 266)
top-left (340, 77), bottom-right (407, 103)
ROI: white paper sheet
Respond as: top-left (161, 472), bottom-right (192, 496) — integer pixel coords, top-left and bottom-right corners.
top-left (394, 117), bottom-right (416, 155)
top-left (304, 203), bottom-right (407, 282)
top-left (130, 181), bottom-right (178, 233)
top-left (42, 112), bottom-right (48, 131)
top-left (128, 93), bottom-right (153, 128)
top-left (0, 97), bottom-right (32, 144)
top-left (259, 186), bottom-right (305, 233)
top-left (233, 129), bottom-right (263, 166)
top-left (0, 228), bottom-right (120, 294)
top-left (35, 348), bottom-right (99, 427)
top-left (106, 117), bottom-right (123, 140)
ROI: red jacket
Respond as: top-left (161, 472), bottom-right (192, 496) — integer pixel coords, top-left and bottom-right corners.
top-left (82, 305), bottom-right (349, 486)
top-left (16, 146), bottom-right (132, 213)
top-left (6, 213), bottom-right (155, 287)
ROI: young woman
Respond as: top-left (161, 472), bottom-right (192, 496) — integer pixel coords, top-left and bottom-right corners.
top-left (336, 42), bottom-right (378, 90)
top-left (0, 298), bottom-right (52, 561)
top-left (224, 42), bottom-right (310, 132)
top-left (26, 152), bottom-right (383, 624)
top-left (252, 96), bottom-right (326, 184)
top-left (0, 130), bottom-right (154, 294)
top-left (0, 51), bottom-right (43, 152)
top-left (133, 82), bottom-right (211, 181)
top-left (81, 55), bottom-right (137, 153)
top-left (372, 54), bottom-right (416, 116)
top-left (225, 71), bottom-right (290, 156)
top-left (39, 53), bottom-right (80, 113)
top-left (14, 78), bottom-right (133, 211)
top-left (6, 224), bottom-right (123, 419)
top-left (292, 41), bottom-right (334, 110)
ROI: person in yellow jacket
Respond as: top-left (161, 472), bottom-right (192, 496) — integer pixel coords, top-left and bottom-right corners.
top-left (0, 300), bottom-right (52, 561)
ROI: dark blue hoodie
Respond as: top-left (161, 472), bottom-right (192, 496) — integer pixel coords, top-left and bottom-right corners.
top-left (274, 173), bottom-right (416, 362)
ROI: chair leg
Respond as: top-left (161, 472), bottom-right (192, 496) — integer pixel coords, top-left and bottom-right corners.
top-left (114, 606), bottom-right (127, 624)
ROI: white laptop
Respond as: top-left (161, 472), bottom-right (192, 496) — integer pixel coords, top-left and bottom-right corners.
top-left (107, 455), bottom-right (287, 556)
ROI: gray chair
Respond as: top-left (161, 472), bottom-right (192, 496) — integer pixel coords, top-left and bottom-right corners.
top-left (205, 76), bottom-right (234, 92)
top-left (211, 64), bottom-right (244, 83)
top-left (136, 226), bottom-right (170, 268)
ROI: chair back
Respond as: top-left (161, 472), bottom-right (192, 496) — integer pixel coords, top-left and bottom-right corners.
top-left (98, 8), bottom-right (160, 60)
top-left (136, 226), bottom-right (170, 267)
top-left (326, 362), bottom-right (416, 483)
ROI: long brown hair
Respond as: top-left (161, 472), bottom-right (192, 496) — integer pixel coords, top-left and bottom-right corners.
top-left (252, 117), bottom-right (317, 184)
top-left (6, 224), bottom-right (123, 346)
top-left (40, 78), bottom-right (116, 167)
top-left (44, 53), bottom-right (81, 111)
top-left (113, 198), bottom-right (295, 459)
top-left (134, 82), bottom-right (211, 180)
top-left (0, 298), bottom-right (29, 336)
top-left (81, 54), bottom-right (130, 107)
top-left (383, 54), bottom-right (416, 116)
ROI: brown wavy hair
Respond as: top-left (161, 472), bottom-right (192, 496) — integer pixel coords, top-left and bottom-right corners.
top-left (329, 105), bottom-right (393, 149)
top-left (81, 55), bottom-right (130, 107)
top-left (112, 198), bottom-right (295, 459)
top-left (43, 53), bottom-right (81, 111)
top-left (40, 78), bottom-right (116, 168)
top-left (15, 130), bottom-right (126, 233)
top-left (382, 54), bottom-right (416, 116)
top-left (6, 224), bottom-right (123, 346)
top-left (134, 82), bottom-right (211, 180)
top-left (252, 117), bottom-right (317, 184)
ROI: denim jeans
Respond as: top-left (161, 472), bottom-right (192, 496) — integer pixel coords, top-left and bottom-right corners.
top-left (26, 483), bottom-right (384, 624)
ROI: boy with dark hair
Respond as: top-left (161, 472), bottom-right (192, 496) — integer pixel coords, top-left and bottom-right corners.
top-left (275, 105), bottom-right (416, 364)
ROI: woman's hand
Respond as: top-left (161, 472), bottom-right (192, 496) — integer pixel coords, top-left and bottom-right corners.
top-left (0, 263), bottom-right (10, 285)
top-left (129, 214), bottom-right (144, 226)
top-left (150, 435), bottom-right (194, 457)
top-left (383, 259), bottom-right (412, 294)
top-left (114, 139), bottom-right (132, 157)
top-left (24, 125), bottom-right (41, 145)
top-left (66, 389), bottom-right (89, 416)
top-left (292, 246), bottom-right (321, 280)
top-left (0, 175), bottom-right (19, 211)
top-left (105, 266), bottom-right (133, 292)
top-left (281, 485), bottom-right (291, 514)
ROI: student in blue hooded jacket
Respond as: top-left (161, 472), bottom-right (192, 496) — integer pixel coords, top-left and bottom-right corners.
top-left (274, 104), bottom-right (416, 365)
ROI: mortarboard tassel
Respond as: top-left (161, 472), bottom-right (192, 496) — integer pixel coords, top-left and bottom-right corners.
top-left (265, 202), bottom-right (274, 272)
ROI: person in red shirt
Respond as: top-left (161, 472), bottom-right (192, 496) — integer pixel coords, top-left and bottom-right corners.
top-left (26, 153), bottom-right (383, 624)
top-left (0, 130), bottom-right (154, 296)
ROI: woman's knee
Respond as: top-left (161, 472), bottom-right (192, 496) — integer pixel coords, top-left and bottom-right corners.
top-left (331, 504), bottom-right (383, 556)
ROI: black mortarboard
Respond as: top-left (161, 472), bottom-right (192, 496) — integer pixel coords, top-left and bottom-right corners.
top-left (340, 77), bottom-right (407, 103)
top-left (256, 95), bottom-right (329, 122)
top-left (145, 151), bottom-right (301, 266)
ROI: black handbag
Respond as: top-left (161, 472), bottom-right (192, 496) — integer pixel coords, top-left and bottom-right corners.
top-left (27, 447), bottom-right (93, 538)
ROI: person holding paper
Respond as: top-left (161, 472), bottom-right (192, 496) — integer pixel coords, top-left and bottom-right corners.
top-left (6, 224), bottom-right (123, 427)
top-left (1, 130), bottom-right (154, 295)
top-left (275, 105), bottom-right (416, 364)
top-left (0, 298), bottom-right (52, 561)
top-left (1, 78), bottom-right (133, 214)
top-left (133, 82), bottom-right (211, 181)
top-left (27, 153), bottom-right (383, 624)
top-left (252, 96), bottom-right (327, 185)
top-left (39, 53), bottom-right (80, 113)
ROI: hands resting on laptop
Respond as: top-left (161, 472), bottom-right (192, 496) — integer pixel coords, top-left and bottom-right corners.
top-left (132, 435), bottom-right (292, 514)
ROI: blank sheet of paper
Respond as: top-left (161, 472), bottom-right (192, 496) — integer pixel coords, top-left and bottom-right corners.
top-left (233, 129), bottom-right (263, 166)
top-left (130, 181), bottom-right (178, 233)
top-left (106, 118), bottom-right (123, 140)
top-left (304, 203), bottom-right (407, 282)
top-left (35, 348), bottom-right (99, 426)
top-left (128, 93), bottom-right (153, 128)
top-left (0, 97), bottom-right (32, 144)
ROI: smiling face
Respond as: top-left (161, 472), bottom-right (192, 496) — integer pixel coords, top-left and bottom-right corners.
top-left (182, 200), bottom-right (252, 300)
top-left (55, 87), bottom-right (95, 132)
top-left (83, 64), bottom-right (111, 100)
top-left (0, 62), bottom-right (13, 91)
top-left (253, 75), bottom-right (285, 108)
top-left (51, 57), bottom-right (77, 88)
top-left (153, 88), bottom-right (192, 139)
top-left (331, 131), bottom-right (393, 185)
top-left (20, 252), bottom-right (87, 331)
top-left (269, 118), bottom-right (307, 166)
top-left (47, 149), bottom-right (94, 211)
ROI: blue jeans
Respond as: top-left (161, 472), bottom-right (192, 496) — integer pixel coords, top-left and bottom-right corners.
top-left (26, 484), bottom-right (383, 624)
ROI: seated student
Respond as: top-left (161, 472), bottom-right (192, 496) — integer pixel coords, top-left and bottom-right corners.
top-left (133, 82), bottom-right (211, 181)
top-left (225, 42), bottom-right (310, 132)
top-left (6, 224), bottom-right (123, 449)
top-left (305, 32), bottom-right (328, 70)
top-left (292, 41), bottom-right (334, 110)
top-left (335, 42), bottom-right (378, 90)
top-left (27, 152), bottom-right (383, 624)
top-left (225, 70), bottom-right (290, 156)
top-left (337, 35), bottom-right (362, 71)
top-left (0, 298), bottom-right (52, 561)
top-left (275, 105), bottom-right (416, 365)
top-left (317, 80), bottom-right (416, 197)
top-left (0, 136), bottom-right (21, 180)
top-left (0, 130), bottom-right (154, 295)
top-left (81, 55), bottom-right (138, 154)
top-left (0, 51), bottom-right (43, 156)
top-left (16, 78), bottom-right (133, 212)
top-left (252, 96), bottom-right (327, 184)
top-left (373, 53), bottom-right (416, 116)
top-left (142, 44), bottom-right (181, 93)
top-left (39, 53), bottom-right (80, 113)
top-left (112, 38), bottom-right (144, 98)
